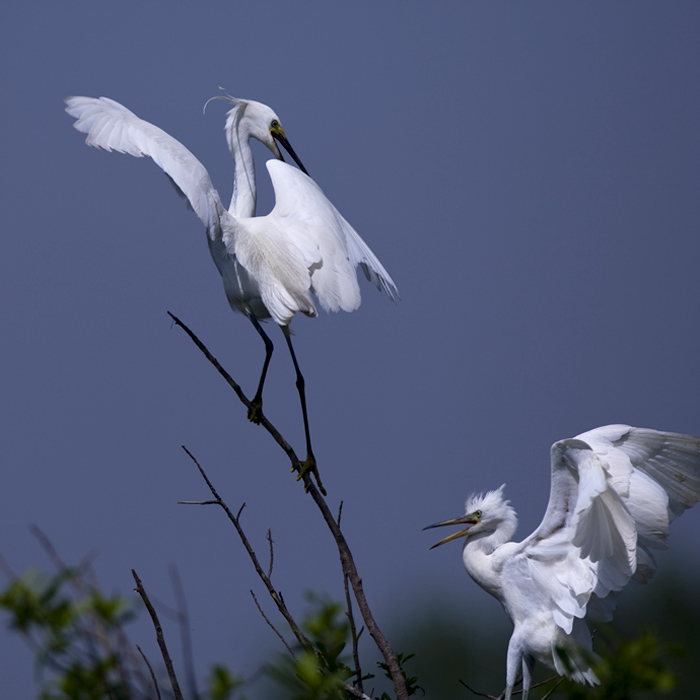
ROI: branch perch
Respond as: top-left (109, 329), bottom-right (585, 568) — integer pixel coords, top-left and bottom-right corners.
top-left (167, 311), bottom-right (326, 496)
top-left (170, 312), bottom-right (407, 700)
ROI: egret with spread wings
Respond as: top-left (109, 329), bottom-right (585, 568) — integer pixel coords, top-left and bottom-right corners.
top-left (425, 424), bottom-right (700, 699)
top-left (65, 92), bottom-right (398, 491)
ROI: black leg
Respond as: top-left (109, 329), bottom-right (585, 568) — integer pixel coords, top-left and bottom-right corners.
top-left (281, 326), bottom-right (325, 495)
top-left (247, 314), bottom-right (273, 424)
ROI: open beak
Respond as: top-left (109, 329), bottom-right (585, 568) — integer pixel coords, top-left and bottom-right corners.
top-left (270, 124), bottom-right (309, 176)
top-left (423, 514), bottom-right (477, 550)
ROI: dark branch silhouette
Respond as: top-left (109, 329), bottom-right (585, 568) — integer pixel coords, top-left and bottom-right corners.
top-left (132, 569), bottom-right (184, 700)
top-left (169, 311), bottom-right (407, 699)
top-left (136, 645), bottom-right (161, 700)
top-left (178, 447), bottom-right (314, 655)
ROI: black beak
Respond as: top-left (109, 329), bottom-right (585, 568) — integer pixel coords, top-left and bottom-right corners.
top-left (272, 130), bottom-right (309, 176)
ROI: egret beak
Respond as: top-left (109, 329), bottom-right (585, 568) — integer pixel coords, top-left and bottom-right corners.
top-left (423, 514), bottom-right (478, 550)
top-left (270, 123), bottom-right (309, 176)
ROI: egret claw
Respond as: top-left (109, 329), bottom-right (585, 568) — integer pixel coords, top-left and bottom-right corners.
top-left (294, 455), bottom-right (326, 496)
top-left (247, 401), bottom-right (263, 425)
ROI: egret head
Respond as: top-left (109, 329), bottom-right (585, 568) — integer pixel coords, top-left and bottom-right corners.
top-left (424, 485), bottom-right (517, 549)
top-left (206, 90), bottom-right (308, 175)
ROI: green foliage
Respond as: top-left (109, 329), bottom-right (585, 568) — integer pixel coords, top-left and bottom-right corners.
top-left (377, 652), bottom-right (422, 699)
top-left (0, 567), bottom-right (138, 700)
top-left (388, 588), bottom-right (695, 700)
top-left (557, 627), bottom-right (679, 699)
top-left (264, 593), bottom-right (421, 700)
top-left (265, 593), bottom-right (355, 699)
top-left (1, 563), bottom-right (253, 700)
top-left (207, 663), bottom-right (247, 700)
top-left (597, 628), bottom-right (678, 696)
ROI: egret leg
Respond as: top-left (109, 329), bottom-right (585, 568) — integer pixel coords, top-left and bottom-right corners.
top-left (247, 314), bottom-right (273, 424)
top-left (281, 326), bottom-right (325, 495)
top-left (520, 655), bottom-right (534, 700)
top-left (504, 636), bottom-right (522, 700)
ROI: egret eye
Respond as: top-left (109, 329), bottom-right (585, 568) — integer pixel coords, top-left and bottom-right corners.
top-left (271, 119), bottom-right (280, 129)
top-left (474, 510), bottom-right (482, 518)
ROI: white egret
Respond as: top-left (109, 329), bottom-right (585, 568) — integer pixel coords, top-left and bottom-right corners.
top-left (425, 424), bottom-right (700, 699)
top-left (65, 92), bottom-right (398, 488)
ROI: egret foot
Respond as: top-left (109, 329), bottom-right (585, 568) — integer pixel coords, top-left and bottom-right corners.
top-left (294, 454), bottom-right (326, 496)
top-left (247, 399), bottom-right (263, 425)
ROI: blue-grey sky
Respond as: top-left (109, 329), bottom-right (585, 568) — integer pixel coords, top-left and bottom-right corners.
top-left (2, 2), bottom-right (700, 697)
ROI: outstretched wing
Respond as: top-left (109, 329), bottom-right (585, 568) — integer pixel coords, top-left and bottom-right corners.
top-left (65, 96), bottom-right (226, 239)
top-left (574, 424), bottom-right (700, 581)
top-left (507, 425), bottom-right (700, 634)
top-left (263, 160), bottom-right (399, 313)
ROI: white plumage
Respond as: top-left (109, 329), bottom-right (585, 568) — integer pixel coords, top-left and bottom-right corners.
top-left (425, 424), bottom-right (700, 699)
top-left (65, 92), bottom-right (398, 485)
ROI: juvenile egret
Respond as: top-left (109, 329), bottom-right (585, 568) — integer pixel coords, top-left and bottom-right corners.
top-left (65, 92), bottom-right (398, 486)
top-left (425, 424), bottom-right (700, 699)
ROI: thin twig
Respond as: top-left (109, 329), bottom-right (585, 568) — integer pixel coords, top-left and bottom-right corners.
top-left (30, 526), bottom-right (135, 692)
top-left (538, 675), bottom-right (563, 699)
top-left (459, 680), bottom-right (500, 698)
top-left (178, 499), bottom-right (219, 505)
top-left (304, 461), bottom-right (407, 698)
top-left (9, 534), bottom-right (152, 697)
top-left (266, 529), bottom-right (274, 580)
top-left (170, 313), bottom-right (407, 700)
top-left (250, 590), bottom-right (295, 658)
top-left (136, 644), bottom-right (162, 700)
top-left (337, 500), bottom-right (364, 690)
top-left (341, 682), bottom-right (375, 699)
top-left (179, 446), bottom-right (313, 655)
top-left (169, 566), bottom-right (199, 700)
top-left (460, 674), bottom-right (561, 700)
top-left (343, 571), bottom-right (365, 694)
top-left (131, 569), bottom-right (184, 700)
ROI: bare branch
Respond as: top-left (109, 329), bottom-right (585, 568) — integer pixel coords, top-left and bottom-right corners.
top-left (266, 529), bottom-right (274, 580)
top-left (171, 314), bottom-right (408, 700)
top-left (178, 500), bottom-right (219, 506)
top-left (250, 590), bottom-right (295, 658)
top-left (131, 569), bottom-right (184, 700)
top-left (304, 469), bottom-right (407, 698)
top-left (167, 311), bottom-right (326, 494)
top-left (459, 679), bottom-right (501, 698)
top-left (136, 644), bottom-right (161, 700)
top-left (343, 571), bottom-right (364, 694)
top-left (179, 446), bottom-right (313, 654)
top-left (169, 566), bottom-right (199, 700)
top-left (29, 526), bottom-right (137, 692)
top-left (460, 674), bottom-right (561, 700)
top-left (537, 676), bottom-right (563, 699)
top-left (341, 681), bottom-right (375, 699)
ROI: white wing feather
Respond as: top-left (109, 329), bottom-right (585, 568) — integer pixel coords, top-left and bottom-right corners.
top-left (65, 96), bottom-right (226, 238)
top-left (66, 97), bottom-right (399, 327)
top-left (508, 425), bottom-right (700, 634)
top-left (265, 161), bottom-right (399, 310)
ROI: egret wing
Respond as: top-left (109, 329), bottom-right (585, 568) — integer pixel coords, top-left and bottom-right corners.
top-left (503, 438), bottom-right (633, 634)
top-left (507, 425), bottom-right (700, 634)
top-left (575, 424), bottom-right (700, 520)
top-left (573, 424), bottom-right (700, 580)
top-left (265, 161), bottom-right (399, 311)
top-left (65, 96), bottom-right (226, 239)
top-left (228, 212), bottom-right (317, 327)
